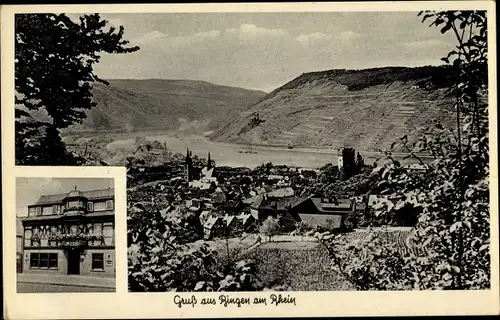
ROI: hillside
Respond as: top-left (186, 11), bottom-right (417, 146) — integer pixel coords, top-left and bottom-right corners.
top-left (209, 66), bottom-right (458, 152)
top-left (65, 79), bottom-right (266, 133)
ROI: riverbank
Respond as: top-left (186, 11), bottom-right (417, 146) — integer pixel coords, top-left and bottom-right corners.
top-left (66, 130), bottom-right (430, 169)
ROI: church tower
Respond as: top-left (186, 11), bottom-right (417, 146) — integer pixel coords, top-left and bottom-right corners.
top-left (185, 148), bottom-right (193, 182)
top-left (207, 152), bottom-right (215, 171)
top-left (207, 152), bottom-right (212, 171)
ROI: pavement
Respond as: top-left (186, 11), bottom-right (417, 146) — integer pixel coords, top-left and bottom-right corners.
top-left (17, 282), bottom-right (115, 293)
top-left (17, 273), bottom-right (116, 289)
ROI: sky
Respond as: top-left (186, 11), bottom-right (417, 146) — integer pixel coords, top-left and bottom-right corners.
top-left (16, 178), bottom-right (113, 217)
top-left (84, 12), bottom-right (456, 92)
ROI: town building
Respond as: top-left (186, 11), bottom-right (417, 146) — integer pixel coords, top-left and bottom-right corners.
top-left (21, 187), bottom-right (115, 277)
top-left (222, 200), bottom-right (244, 215)
top-left (289, 197), bottom-right (356, 230)
top-left (203, 216), bottom-right (225, 240)
top-left (236, 213), bottom-right (258, 232)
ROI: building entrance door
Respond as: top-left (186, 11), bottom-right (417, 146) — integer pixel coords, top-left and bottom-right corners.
top-left (67, 249), bottom-right (80, 275)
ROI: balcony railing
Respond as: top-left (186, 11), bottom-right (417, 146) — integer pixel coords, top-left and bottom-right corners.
top-left (60, 239), bottom-right (87, 247)
top-left (63, 204), bottom-right (87, 213)
top-left (47, 234), bottom-right (104, 247)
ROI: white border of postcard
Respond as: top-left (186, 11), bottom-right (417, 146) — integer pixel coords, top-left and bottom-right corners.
top-left (2, 1), bottom-right (499, 319)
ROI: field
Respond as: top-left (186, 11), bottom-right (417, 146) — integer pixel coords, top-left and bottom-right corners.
top-left (240, 241), bottom-right (355, 291)
top-left (234, 228), bottom-right (417, 291)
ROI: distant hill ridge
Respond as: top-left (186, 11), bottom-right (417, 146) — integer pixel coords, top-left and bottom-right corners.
top-left (65, 79), bottom-right (267, 134)
top-left (209, 65), bottom-right (457, 152)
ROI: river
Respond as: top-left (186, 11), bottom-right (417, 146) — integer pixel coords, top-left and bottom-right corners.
top-left (105, 133), bottom-right (427, 169)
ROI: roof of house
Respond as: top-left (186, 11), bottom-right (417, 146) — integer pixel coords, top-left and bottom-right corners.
top-left (32, 188), bottom-right (114, 206)
top-left (237, 213), bottom-right (255, 225)
top-left (250, 195), bottom-right (264, 210)
top-left (267, 187), bottom-right (294, 198)
top-left (255, 187), bottom-right (267, 195)
top-left (242, 195), bottom-right (257, 205)
top-left (259, 197), bottom-right (306, 211)
top-left (223, 215), bottom-right (236, 226)
top-left (199, 210), bottom-right (210, 221)
top-left (223, 200), bottom-right (242, 209)
top-left (250, 211), bottom-right (259, 221)
top-left (204, 216), bottom-right (221, 230)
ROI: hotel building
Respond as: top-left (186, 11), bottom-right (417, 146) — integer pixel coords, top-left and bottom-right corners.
top-left (21, 187), bottom-right (115, 277)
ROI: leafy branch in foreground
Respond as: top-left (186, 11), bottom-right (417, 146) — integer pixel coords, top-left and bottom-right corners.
top-left (15, 13), bottom-right (139, 165)
top-left (318, 10), bottom-right (490, 290)
top-left (127, 202), bottom-right (264, 292)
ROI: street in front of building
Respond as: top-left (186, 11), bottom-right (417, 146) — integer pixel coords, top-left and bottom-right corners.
top-left (16, 273), bottom-right (116, 293)
top-left (17, 282), bottom-right (115, 293)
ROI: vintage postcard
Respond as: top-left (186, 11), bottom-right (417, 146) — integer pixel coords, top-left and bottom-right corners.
top-left (1, 1), bottom-right (499, 319)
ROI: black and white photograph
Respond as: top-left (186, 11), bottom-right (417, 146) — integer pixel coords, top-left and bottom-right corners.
top-left (16, 177), bottom-right (116, 293)
top-left (14, 9), bottom-right (492, 292)
top-left (3, 2), bottom-right (498, 318)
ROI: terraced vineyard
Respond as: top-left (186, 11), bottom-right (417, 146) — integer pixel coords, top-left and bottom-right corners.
top-left (210, 66), bottom-right (456, 152)
top-left (341, 228), bottom-right (424, 257)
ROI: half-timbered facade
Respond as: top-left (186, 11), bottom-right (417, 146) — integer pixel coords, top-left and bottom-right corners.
top-left (21, 187), bottom-right (115, 277)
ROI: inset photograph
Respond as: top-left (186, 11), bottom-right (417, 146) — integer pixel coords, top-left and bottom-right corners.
top-left (16, 177), bottom-right (116, 293)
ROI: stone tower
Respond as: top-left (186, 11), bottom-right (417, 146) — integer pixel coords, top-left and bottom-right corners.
top-left (337, 148), bottom-right (344, 169)
top-left (185, 148), bottom-right (193, 182)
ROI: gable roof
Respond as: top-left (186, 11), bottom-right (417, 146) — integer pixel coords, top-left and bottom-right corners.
top-left (259, 197), bottom-right (306, 211)
top-left (267, 187), bottom-right (294, 198)
top-left (237, 213), bottom-right (255, 225)
top-left (204, 216), bottom-right (221, 230)
top-left (223, 215), bottom-right (236, 227)
top-left (33, 188), bottom-right (114, 206)
top-left (250, 195), bottom-right (264, 210)
top-left (199, 210), bottom-right (210, 222)
top-left (223, 200), bottom-right (242, 209)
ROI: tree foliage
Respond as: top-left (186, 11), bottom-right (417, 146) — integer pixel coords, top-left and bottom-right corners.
top-left (127, 202), bottom-right (264, 292)
top-left (259, 216), bottom-right (281, 241)
top-left (319, 10), bottom-right (490, 290)
top-left (15, 13), bottom-right (139, 165)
